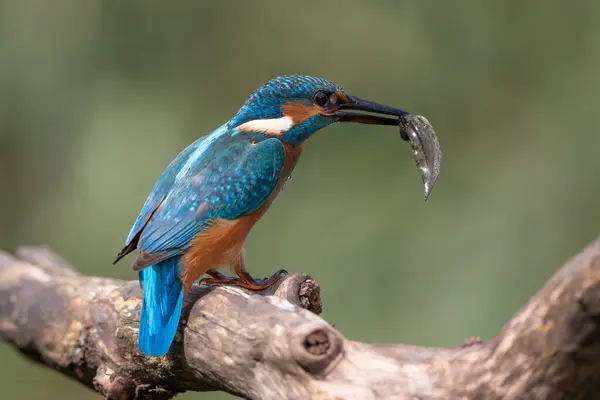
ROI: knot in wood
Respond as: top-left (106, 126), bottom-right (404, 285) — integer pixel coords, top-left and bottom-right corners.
top-left (303, 328), bottom-right (329, 355)
top-left (291, 323), bottom-right (342, 376)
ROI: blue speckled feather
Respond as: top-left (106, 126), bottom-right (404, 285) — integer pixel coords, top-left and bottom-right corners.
top-left (125, 124), bottom-right (285, 356)
top-left (127, 125), bottom-right (285, 267)
top-left (125, 124), bottom-right (231, 246)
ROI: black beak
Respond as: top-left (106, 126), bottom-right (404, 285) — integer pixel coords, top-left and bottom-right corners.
top-left (334, 96), bottom-right (411, 130)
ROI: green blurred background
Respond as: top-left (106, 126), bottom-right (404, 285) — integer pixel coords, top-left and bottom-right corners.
top-left (2, 1), bottom-right (600, 399)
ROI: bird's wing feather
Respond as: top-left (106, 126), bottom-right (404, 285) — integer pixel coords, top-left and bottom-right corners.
top-left (128, 131), bottom-right (285, 270)
top-left (113, 125), bottom-right (232, 264)
top-left (124, 125), bottom-right (232, 246)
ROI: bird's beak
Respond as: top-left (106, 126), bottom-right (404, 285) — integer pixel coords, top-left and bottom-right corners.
top-left (333, 96), bottom-right (411, 131)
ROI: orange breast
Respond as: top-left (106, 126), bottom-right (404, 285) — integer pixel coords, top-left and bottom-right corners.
top-left (180, 143), bottom-right (303, 294)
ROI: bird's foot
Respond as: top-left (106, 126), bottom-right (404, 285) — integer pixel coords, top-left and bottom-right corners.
top-left (200, 269), bottom-right (288, 291)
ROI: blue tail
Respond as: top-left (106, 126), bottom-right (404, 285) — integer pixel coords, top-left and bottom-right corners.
top-left (138, 257), bottom-right (184, 356)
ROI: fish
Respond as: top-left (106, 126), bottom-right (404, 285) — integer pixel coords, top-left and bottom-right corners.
top-left (399, 114), bottom-right (442, 200)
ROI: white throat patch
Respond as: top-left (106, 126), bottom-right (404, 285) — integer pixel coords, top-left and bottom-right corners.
top-left (237, 116), bottom-right (293, 135)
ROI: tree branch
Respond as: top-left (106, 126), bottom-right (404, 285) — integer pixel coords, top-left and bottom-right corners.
top-left (2, 238), bottom-right (600, 399)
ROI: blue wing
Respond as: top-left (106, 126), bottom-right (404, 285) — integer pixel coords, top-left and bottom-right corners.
top-left (115, 124), bottom-right (286, 270)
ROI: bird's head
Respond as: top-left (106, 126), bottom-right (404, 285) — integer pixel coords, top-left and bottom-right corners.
top-left (229, 75), bottom-right (411, 145)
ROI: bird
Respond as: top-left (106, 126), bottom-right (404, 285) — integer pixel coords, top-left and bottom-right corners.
top-left (113, 75), bottom-right (413, 357)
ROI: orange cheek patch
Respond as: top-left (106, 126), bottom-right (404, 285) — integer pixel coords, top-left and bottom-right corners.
top-left (282, 101), bottom-right (322, 125)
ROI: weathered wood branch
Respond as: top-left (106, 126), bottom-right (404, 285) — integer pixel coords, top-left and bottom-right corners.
top-left (2, 238), bottom-right (600, 399)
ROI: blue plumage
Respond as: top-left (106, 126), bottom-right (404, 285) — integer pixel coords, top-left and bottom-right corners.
top-left (120, 124), bottom-right (286, 356)
top-left (134, 130), bottom-right (285, 266)
top-left (138, 257), bottom-right (184, 356)
top-left (124, 125), bottom-right (231, 247)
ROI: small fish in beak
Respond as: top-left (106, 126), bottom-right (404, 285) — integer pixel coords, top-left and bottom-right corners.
top-left (331, 95), bottom-right (442, 200)
top-left (399, 114), bottom-right (442, 200)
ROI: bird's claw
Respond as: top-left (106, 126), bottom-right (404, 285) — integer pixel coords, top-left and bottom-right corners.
top-left (199, 269), bottom-right (288, 291)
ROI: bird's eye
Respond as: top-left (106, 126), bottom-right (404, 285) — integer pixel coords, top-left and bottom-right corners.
top-left (313, 91), bottom-right (329, 107)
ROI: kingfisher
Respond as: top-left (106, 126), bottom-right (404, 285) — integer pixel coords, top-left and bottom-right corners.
top-left (114, 75), bottom-right (422, 357)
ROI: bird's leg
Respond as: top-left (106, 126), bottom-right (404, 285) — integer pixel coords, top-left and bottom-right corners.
top-left (200, 256), bottom-right (287, 291)
top-left (205, 269), bottom-right (229, 280)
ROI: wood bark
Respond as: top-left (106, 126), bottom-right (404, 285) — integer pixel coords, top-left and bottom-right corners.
top-left (2, 238), bottom-right (600, 399)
